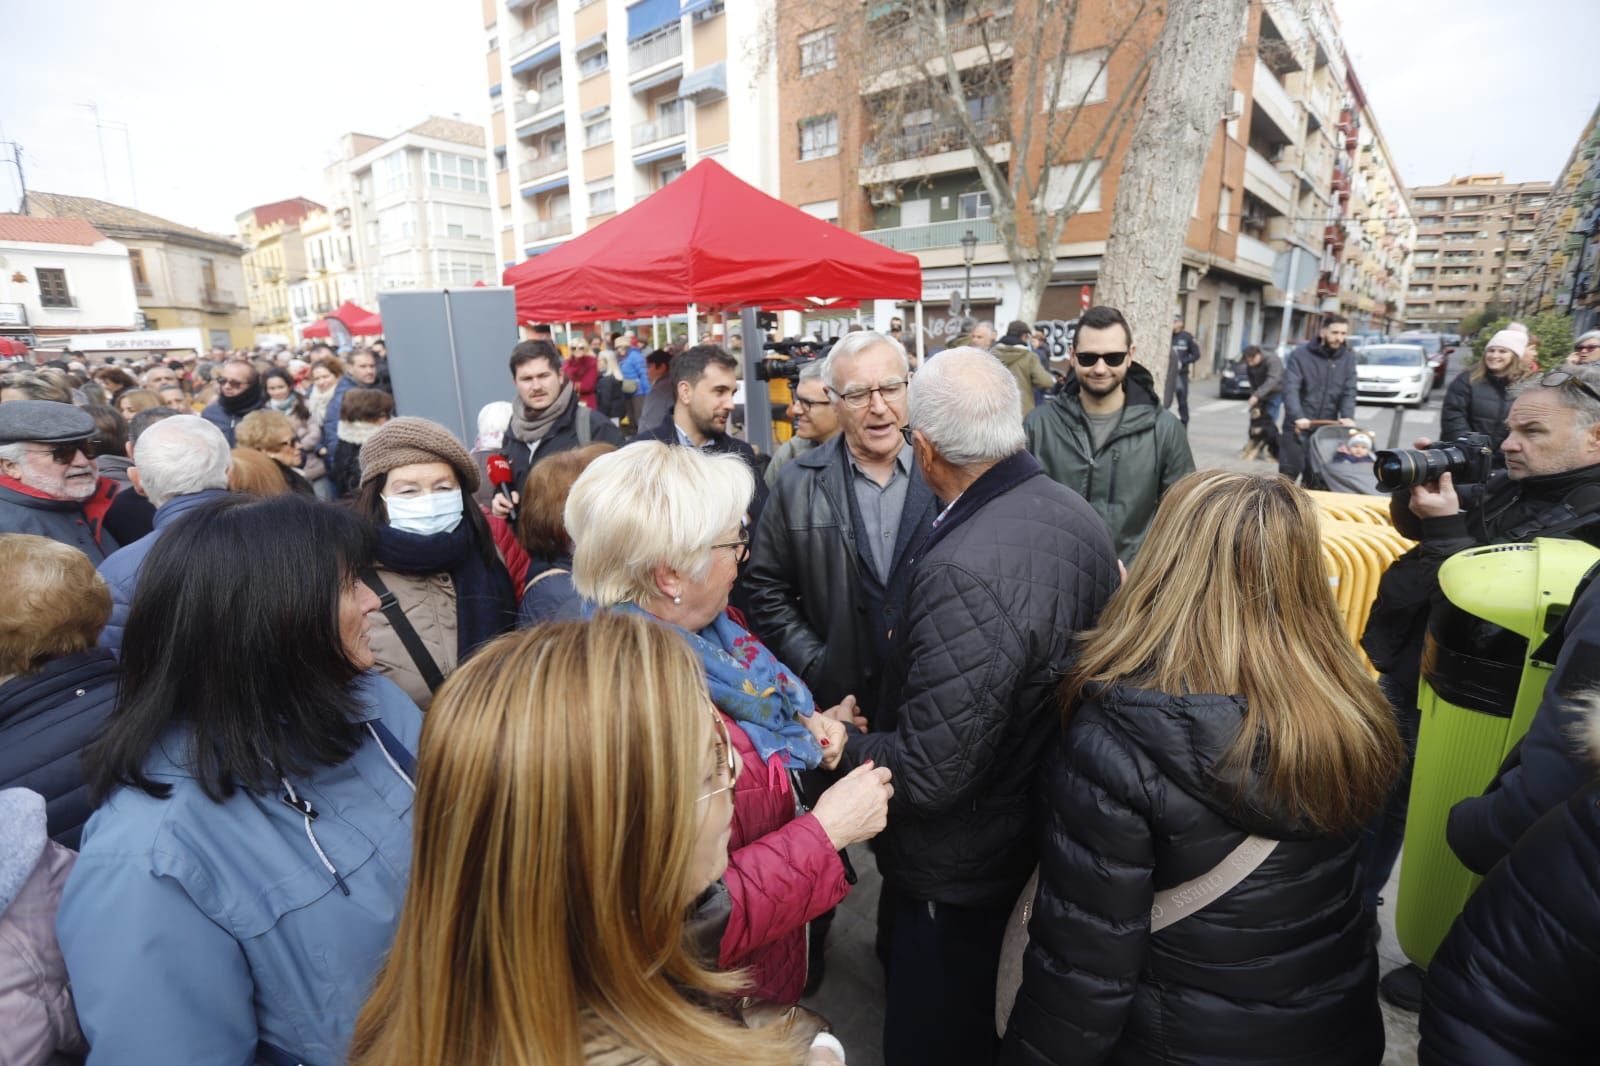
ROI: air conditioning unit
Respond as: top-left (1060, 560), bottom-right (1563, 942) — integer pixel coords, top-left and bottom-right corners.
top-left (1222, 90), bottom-right (1244, 122)
top-left (870, 184), bottom-right (900, 206)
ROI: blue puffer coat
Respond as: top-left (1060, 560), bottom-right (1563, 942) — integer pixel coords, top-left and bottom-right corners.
top-left (56, 674), bottom-right (421, 1066)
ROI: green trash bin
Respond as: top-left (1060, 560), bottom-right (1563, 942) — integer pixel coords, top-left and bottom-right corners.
top-left (1394, 536), bottom-right (1600, 969)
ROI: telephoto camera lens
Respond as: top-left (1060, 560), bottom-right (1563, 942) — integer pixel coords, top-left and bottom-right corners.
top-left (1373, 448), bottom-right (1449, 490)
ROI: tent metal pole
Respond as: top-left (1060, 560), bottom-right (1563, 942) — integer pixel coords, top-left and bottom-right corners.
top-left (652, 315), bottom-right (659, 348)
top-left (741, 306), bottom-right (772, 457)
top-left (564, 322), bottom-right (572, 355)
top-left (688, 303), bottom-right (698, 344)
top-left (914, 300), bottom-right (925, 366)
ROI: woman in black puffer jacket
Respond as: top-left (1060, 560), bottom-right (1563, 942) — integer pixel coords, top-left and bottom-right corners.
top-left (1439, 330), bottom-right (1525, 446)
top-left (1419, 698), bottom-right (1600, 1063)
top-left (1002, 472), bottom-right (1403, 1066)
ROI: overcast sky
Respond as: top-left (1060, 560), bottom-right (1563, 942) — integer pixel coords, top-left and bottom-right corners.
top-left (1, 0), bottom-right (1596, 238)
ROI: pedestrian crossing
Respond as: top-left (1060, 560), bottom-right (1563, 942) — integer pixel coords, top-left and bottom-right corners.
top-left (1194, 398), bottom-right (1440, 426)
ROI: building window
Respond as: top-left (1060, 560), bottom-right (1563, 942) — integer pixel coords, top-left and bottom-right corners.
top-left (799, 27), bottom-right (837, 76)
top-left (579, 49), bottom-right (609, 78)
top-left (800, 199), bottom-right (840, 225)
top-left (437, 203), bottom-right (489, 240)
top-left (657, 161), bottom-right (686, 188)
top-left (426, 150), bottom-right (489, 193)
top-left (128, 249), bottom-right (149, 292)
top-left (584, 111), bottom-right (613, 147)
top-left (799, 114), bottom-right (839, 161)
top-left (380, 252), bottom-right (415, 288)
top-left (1218, 187), bottom-right (1233, 232)
top-left (1044, 159), bottom-right (1105, 213)
top-left (958, 191), bottom-right (993, 220)
top-left (379, 150), bottom-right (410, 194)
top-left (435, 251), bottom-right (492, 286)
top-left (36, 268), bottom-right (72, 308)
top-left (589, 180), bottom-right (616, 215)
top-left (379, 205), bottom-right (414, 244)
top-left (1045, 49), bottom-right (1109, 110)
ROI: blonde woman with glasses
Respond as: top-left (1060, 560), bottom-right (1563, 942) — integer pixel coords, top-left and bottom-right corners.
top-left (1002, 472), bottom-right (1403, 1066)
top-left (350, 615), bottom-right (844, 1065)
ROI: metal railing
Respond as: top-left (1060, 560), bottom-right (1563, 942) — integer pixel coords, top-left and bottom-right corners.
top-left (524, 216), bottom-right (572, 242)
top-left (633, 109), bottom-right (686, 145)
top-left (861, 116), bottom-right (1007, 167)
top-left (513, 83), bottom-right (564, 122)
top-left (861, 216), bottom-right (998, 253)
top-left (204, 287), bottom-right (238, 309)
top-left (867, 12), bottom-right (1012, 70)
top-left (519, 152), bottom-right (568, 183)
top-left (629, 24), bottom-right (682, 73)
top-left (509, 16), bottom-right (559, 57)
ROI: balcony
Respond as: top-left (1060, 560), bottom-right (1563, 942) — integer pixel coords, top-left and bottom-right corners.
top-left (1251, 60), bottom-right (1299, 145)
top-left (633, 109), bottom-right (686, 145)
top-left (202, 287), bottom-right (238, 310)
top-left (864, 12), bottom-right (1013, 76)
top-left (519, 152), bottom-right (568, 183)
top-left (862, 216), bottom-right (998, 253)
top-left (629, 24), bottom-right (682, 74)
top-left (862, 116), bottom-right (1008, 168)
top-left (514, 83), bottom-right (564, 123)
top-left (509, 16), bottom-right (559, 58)
top-left (1235, 233), bottom-right (1278, 272)
top-left (1243, 147), bottom-right (1292, 215)
top-left (524, 216), bottom-right (572, 242)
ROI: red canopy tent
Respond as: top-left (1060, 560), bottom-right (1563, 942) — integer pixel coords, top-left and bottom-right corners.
top-left (502, 159), bottom-right (921, 322)
top-left (303, 301), bottom-right (383, 338)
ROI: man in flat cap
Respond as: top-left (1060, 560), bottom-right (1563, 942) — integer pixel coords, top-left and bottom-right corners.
top-left (0, 400), bottom-right (120, 562)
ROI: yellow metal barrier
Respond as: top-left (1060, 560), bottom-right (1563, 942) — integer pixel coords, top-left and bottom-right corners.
top-left (1313, 493), bottom-right (1414, 671)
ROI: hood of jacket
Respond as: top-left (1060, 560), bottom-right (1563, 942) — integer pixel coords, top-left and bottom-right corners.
top-left (0, 788), bottom-right (46, 916)
top-left (1090, 683), bottom-right (1319, 840)
top-left (991, 342), bottom-right (1038, 371)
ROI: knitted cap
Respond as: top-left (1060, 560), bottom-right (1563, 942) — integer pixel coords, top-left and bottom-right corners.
top-left (1485, 330), bottom-right (1527, 359)
top-left (358, 416), bottom-right (480, 492)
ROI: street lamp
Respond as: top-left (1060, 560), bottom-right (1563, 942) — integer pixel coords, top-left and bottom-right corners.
top-left (961, 229), bottom-right (978, 307)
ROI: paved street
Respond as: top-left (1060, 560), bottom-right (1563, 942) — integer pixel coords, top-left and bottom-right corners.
top-left (802, 348), bottom-right (1472, 1065)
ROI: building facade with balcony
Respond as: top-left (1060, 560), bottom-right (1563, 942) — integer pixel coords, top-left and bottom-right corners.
top-left (320, 116), bottom-right (498, 326)
top-left (24, 191), bottom-right (251, 349)
top-left (1403, 174), bottom-right (1551, 331)
top-left (236, 198), bottom-right (323, 344)
top-left (1514, 104), bottom-right (1600, 333)
top-left (0, 216), bottom-right (139, 345)
top-left (1334, 86), bottom-right (1415, 334)
top-left (481, 0), bottom-right (778, 274)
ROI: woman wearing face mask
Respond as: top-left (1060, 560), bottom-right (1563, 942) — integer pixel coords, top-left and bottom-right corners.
top-left (1441, 329), bottom-right (1527, 448)
top-left (352, 417), bottom-right (518, 710)
top-left (263, 366), bottom-right (327, 492)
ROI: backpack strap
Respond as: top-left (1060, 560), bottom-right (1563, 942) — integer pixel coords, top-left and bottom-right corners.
top-left (359, 569), bottom-right (446, 695)
top-left (523, 566), bottom-right (569, 597)
top-left (576, 406), bottom-right (593, 446)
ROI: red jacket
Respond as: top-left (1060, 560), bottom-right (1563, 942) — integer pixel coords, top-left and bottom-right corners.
top-left (564, 355), bottom-right (600, 410)
top-left (718, 712), bottom-right (849, 1004)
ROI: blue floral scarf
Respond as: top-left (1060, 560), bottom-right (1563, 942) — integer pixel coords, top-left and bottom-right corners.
top-left (613, 603), bottom-right (822, 770)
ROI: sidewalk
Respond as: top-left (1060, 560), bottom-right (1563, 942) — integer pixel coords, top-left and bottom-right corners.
top-left (804, 846), bottom-right (1420, 1066)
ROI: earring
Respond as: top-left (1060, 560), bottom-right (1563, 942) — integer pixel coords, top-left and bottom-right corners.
top-left (672, 594), bottom-right (683, 605)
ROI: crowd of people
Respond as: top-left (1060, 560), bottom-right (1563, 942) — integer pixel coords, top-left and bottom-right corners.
top-left (0, 307), bottom-right (1598, 1066)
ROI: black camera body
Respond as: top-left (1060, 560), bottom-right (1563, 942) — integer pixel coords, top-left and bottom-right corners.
top-left (1374, 433), bottom-right (1496, 491)
top-left (756, 339), bottom-right (821, 383)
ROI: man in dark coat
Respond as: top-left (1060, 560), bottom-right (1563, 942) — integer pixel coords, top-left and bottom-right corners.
top-left (0, 401), bottom-right (119, 563)
top-left (1165, 312), bottom-right (1202, 425)
top-left (1279, 313), bottom-right (1357, 481)
top-left (317, 347), bottom-right (385, 467)
top-left (198, 359), bottom-right (268, 447)
top-left (489, 340), bottom-right (624, 520)
top-left (631, 344), bottom-right (768, 524)
top-left (835, 349), bottom-right (1118, 1066)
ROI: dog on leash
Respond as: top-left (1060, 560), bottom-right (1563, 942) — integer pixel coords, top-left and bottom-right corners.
top-left (1241, 405), bottom-right (1278, 462)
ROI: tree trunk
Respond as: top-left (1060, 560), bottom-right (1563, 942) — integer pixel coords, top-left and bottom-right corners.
top-left (1094, 0), bottom-right (1249, 400)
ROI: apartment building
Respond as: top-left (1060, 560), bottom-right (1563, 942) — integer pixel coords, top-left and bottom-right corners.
top-left (773, 0), bottom-right (1411, 369)
top-left (1336, 82), bottom-right (1415, 334)
top-left (24, 192), bottom-right (251, 349)
top-left (1515, 105), bottom-right (1600, 332)
top-left (481, 0), bottom-right (778, 271)
top-left (237, 197), bottom-right (324, 343)
top-left (1404, 174), bottom-right (1550, 331)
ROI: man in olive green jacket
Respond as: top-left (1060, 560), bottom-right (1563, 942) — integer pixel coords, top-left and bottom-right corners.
top-left (1024, 306), bottom-right (1195, 562)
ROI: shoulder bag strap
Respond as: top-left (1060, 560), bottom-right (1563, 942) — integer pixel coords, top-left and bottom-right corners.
top-left (359, 569), bottom-right (446, 695)
top-left (1148, 834), bottom-right (1278, 933)
top-left (523, 566), bottom-right (569, 596)
top-left (366, 718), bottom-right (418, 779)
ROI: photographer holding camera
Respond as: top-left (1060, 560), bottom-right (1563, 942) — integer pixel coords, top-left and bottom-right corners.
top-left (1359, 364), bottom-right (1600, 1011)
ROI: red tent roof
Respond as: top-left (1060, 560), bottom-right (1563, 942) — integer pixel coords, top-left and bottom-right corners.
top-left (302, 301), bottom-right (382, 338)
top-left (502, 160), bottom-right (922, 321)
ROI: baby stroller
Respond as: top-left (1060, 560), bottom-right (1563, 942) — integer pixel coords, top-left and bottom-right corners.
top-left (1241, 404), bottom-right (1279, 462)
top-left (1302, 423), bottom-right (1385, 495)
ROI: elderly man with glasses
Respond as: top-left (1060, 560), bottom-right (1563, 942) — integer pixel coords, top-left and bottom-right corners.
top-left (0, 401), bottom-right (121, 562)
top-left (199, 358), bottom-right (268, 446)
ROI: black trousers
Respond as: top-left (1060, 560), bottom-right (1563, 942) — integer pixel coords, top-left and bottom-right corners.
top-left (883, 891), bottom-right (1010, 1066)
top-left (1171, 371), bottom-right (1191, 424)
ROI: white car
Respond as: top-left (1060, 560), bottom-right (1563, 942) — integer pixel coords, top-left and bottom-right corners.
top-left (1356, 344), bottom-right (1433, 407)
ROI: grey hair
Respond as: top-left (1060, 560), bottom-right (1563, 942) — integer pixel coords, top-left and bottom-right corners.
top-left (908, 346), bottom-right (1025, 466)
top-left (1513, 364), bottom-right (1600, 430)
top-left (821, 331), bottom-right (909, 392)
top-left (797, 360), bottom-right (826, 383)
top-left (0, 442), bottom-right (24, 465)
top-left (1577, 330), bottom-right (1600, 348)
top-left (132, 415), bottom-right (232, 508)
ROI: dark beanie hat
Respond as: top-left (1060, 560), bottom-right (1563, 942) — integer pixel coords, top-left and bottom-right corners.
top-left (1005, 320), bottom-right (1031, 339)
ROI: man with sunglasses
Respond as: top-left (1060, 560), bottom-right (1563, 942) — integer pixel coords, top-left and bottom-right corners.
top-left (0, 401), bottom-right (120, 562)
top-left (199, 358), bottom-right (267, 447)
top-left (1024, 305), bottom-right (1194, 563)
top-left (1359, 363), bottom-right (1600, 1013)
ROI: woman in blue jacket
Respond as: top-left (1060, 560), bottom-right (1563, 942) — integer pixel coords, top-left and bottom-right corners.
top-left (56, 494), bottom-right (422, 1066)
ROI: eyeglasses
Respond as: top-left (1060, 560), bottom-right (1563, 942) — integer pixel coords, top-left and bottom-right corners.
top-left (28, 439), bottom-right (91, 465)
top-left (793, 395), bottom-right (831, 412)
top-left (217, 375), bottom-right (252, 390)
top-left (1074, 350), bottom-right (1129, 368)
top-left (709, 528), bottom-right (751, 566)
top-left (1539, 368), bottom-right (1600, 406)
top-left (697, 709), bottom-right (740, 803)
top-left (829, 379), bottom-right (908, 409)
top-left (900, 425), bottom-right (916, 448)
top-left (1576, 343), bottom-right (1600, 355)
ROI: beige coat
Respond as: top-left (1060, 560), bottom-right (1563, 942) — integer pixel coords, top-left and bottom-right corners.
top-left (365, 567), bottom-right (458, 711)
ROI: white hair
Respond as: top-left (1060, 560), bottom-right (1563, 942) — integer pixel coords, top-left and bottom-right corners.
top-left (564, 442), bottom-right (752, 608)
top-left (1577, 330), bottom-right (1600, 348)
top-left (0, 443), bottom-right (25, 465)
top-left (908, 346), bottom-right (1025, 466)
top-left (821, 331), bottom-right (909, 392)
top-left (133, 415), bottom-right (232, 508)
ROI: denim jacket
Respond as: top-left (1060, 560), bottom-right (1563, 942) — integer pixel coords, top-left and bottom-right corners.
top-left (56, 674), bottom-right (421, 1065)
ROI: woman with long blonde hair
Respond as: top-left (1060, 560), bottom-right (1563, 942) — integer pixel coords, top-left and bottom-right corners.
top-left (1002, 472), bottom-right (1402, 1066)
top-left (349, 613), bottom-right (836, 1066)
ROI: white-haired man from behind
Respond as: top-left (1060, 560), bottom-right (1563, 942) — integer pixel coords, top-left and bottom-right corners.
top-left (828, 347), bottom-right (1120, 1066)
top-left (96, 416), bottom-right (233, 654)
